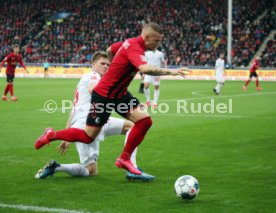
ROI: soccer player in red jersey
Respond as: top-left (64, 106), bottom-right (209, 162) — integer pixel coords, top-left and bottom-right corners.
top-left (243, 56), bottom-right (262, 91)
top-left (0, 44), bottom-right (29, 101)
top-left (35, 23), bottom-right (190, 175)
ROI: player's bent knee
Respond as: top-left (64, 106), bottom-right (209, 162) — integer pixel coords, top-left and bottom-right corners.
top-left (84, 125), bottom-right (102, 140)
top-left (127, 107), bottom-right (150, 123)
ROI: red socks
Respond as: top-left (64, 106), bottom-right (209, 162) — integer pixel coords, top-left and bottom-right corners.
top-left (245, 79), bottom-right (251, 86)
top-left (256, 79), bottom-right (259, 87)
top-left (48, 128), bottom-right (93, 144)
top-left (120, 117), bottom-right (153, 160)
top-left (3, 84), bottom-right (14, 96)
top-left (245, 79), bottom-right (260, 88)
top-left (4, 84), bottom-right (9, 95)
top-left (9, 84), bottom-right (14, 96)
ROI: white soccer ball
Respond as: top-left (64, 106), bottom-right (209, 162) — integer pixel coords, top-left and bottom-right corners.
top-left (174, 175), bottom-right (200, 200)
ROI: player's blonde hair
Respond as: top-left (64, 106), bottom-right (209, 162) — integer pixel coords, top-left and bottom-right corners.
top-left (91, 51), bottom-right (109, 64)
top-left (142, 22), bottom-right (162, 34)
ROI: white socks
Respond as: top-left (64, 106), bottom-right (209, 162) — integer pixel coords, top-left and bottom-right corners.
top-left (52, 128), bottom-right (139, 177)
top-left (55, 164), bottom-right (89, 177)
top-left (144, 87), bottom-right (150, 102)
top-left (154, 89), bottom-right (160, 104)
top-left (215, 83), bottom-right (223, 93)
top-left (144, 88), bottom-right (160, 104)
top-left (124, 129), bottom-right (138, 168)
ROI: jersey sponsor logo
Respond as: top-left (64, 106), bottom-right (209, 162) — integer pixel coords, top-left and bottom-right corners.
top-left (123, 40), bottom-right (130, 49)
top-left (140, 55), bottom-right (147, 62)
top-left (95, 117), bottom-right (100, 124)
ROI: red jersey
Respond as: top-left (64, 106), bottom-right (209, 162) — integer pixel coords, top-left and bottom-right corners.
top-left (0, 52), bottom-right (26, 75)
top-left (250, 59), bottom-right (259, 73)
top-left (94, 36), bottom-right (147, 99)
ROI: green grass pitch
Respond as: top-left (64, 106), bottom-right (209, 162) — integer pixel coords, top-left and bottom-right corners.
top-left (0, 77), bottom-right (275, 213)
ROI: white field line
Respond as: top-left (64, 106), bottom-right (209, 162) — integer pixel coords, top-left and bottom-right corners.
top-left (191, 91), bottom-right (207, 96)
top-left (0, 203), bottom-right (94, 213)
top-left (160, 91), bottom-right (276, 102)
top-left (39, 108), bottom-right (64, 112)
top-left (151, 113), bottom-right (275, 119)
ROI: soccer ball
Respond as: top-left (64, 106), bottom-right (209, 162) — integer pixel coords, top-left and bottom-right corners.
top-left (174, 175), bottom-right (199, 200)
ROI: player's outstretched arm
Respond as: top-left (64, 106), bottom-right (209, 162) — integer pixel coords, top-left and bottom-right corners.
top-left (139, 64), bottom-right (191, 77)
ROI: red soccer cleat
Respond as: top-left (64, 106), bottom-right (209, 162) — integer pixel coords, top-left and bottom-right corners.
top-left (35, 128), bottom-right (54, 150)
top-left (115, 157), bottom-right (142, 175)
top-left (256, 87), bottom-right (262, 91)
top-left (11, 96), bottom-right (18, 101)
top-left (146, 101), bottom-right (151, 107)
top-left (242, 86), bottom-right (247, 91)
top-left (2, 96), bottom-right (7, 101)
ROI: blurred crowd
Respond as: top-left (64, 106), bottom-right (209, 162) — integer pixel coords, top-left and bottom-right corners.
top-left (0, 0), bottom-right (275, 67)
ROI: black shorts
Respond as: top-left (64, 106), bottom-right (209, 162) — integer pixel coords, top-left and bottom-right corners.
top-left (250, 72), bottom-right (258, 78)
top-left (6, 74), bottom-right (15, 83)
top-left (86, 91), bottom-right (140, 127)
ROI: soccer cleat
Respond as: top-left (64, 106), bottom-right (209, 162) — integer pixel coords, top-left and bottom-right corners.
top-left (146, 101), bottom-right (151, 107)
top-left (35, 160), bottom-right (60, 179)
top-left (2, 96), bottom-right (7, 101)
top-left (126, 169), bottom-right (155, 181)
top-left (256, 87), bottom-right (262, 91)
top-left (139, 88), bottom-right (144, 94)
top-left (115, 158), bottom-right (142, 175)
top-left (35, 128), bottom-right (54, 150)
top-left (213, 88), bottom-right (219, 95)
top-left (11, 96), bottom-right (18, 101)
top-left (243, 86), bottom-right (247, 91)
top-left (138, 83), bottom-right (144, 94)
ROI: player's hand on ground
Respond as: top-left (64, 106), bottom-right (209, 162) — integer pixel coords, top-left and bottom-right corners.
top-left (57, 141), bottom-right (70, 155)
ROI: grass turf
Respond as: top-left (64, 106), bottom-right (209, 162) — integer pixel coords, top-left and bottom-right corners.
top-left (0, 78), bottom-right (275, 213)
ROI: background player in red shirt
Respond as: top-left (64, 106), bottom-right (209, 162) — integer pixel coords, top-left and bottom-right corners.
top-left (243, 56), bottom-right (262, 91)
top-left (0, 44), bottom-right (29, 101)
top-left (35, 23), bottom-right (190, 176)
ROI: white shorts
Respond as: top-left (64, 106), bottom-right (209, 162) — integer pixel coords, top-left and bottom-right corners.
top-left (71, 117), bottom-right (125, 166)
top-left (216, 73), bottom-right (224, 83)
top-left (144, 75), bottom-right (161, 85)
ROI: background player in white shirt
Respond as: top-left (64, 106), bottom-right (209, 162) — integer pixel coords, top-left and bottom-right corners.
top-left (143, 49), bottom-right (167, 108)
top-left (213, 53), bottom-right (225, 95)
top-left (35, 52), bottom-right (154, 181)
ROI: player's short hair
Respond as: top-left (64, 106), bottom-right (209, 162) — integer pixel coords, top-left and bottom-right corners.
top-left (143, 22), bottom-right (162, 34)
top-left (91, 51), bottom-right (109, 64)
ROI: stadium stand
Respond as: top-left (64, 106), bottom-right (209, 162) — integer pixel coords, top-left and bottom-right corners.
top-left (260, 34), bottom-right (276, 68)
top-left (0, 0), bottom-right (275, 67)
